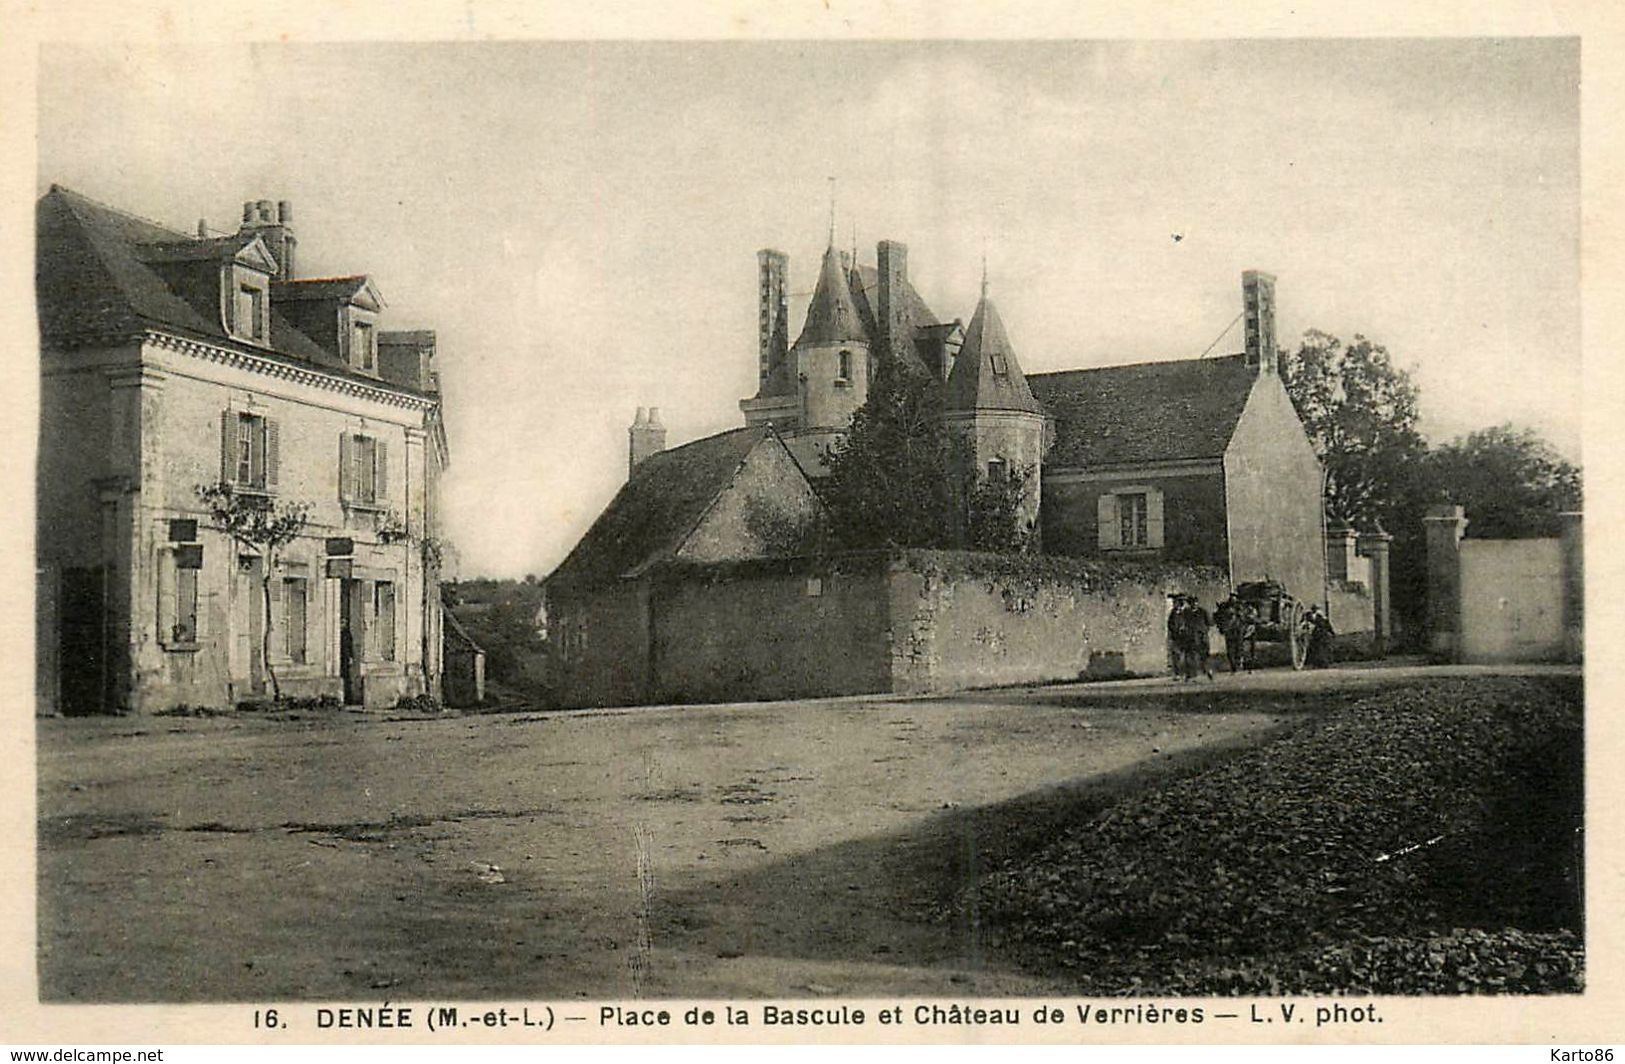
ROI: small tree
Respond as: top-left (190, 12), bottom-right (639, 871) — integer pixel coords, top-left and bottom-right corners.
top-left (197, 481), bottom-right (312, 701)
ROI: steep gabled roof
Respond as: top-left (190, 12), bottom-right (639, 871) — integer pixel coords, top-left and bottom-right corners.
top-left (546, 426), bottom-right (770, 587)
top-left (945, 293), bottom-right (1043, 415)
top-left (795, 246), bottom-right (868, 347)
top-left (36, 185), bottom-right (422, 392)
top-left (1028, 354), bottom-right (1259, 467)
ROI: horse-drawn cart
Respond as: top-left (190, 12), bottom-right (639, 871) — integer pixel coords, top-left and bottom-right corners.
top-left (1219, 579), bottom-right (1319, 671)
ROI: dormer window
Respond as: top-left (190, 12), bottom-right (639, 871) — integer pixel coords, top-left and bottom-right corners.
top-left (990, 352), bottom-right (1009, 376)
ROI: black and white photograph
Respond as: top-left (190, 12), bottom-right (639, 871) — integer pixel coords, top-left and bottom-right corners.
top-left (7, 4), bottom-right (1616, 1050)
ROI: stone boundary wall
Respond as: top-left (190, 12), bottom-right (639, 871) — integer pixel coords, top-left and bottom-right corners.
top-left (643, 550), bottom-right (1230, 701)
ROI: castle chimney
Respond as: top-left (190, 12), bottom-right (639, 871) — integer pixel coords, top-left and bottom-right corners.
top-left (757, 249), bottom-right (789, 387)
top-left (877, 240), bottom-right (908, 362)
top-left (629, 407), bottom-right (667, 477)
top-left (1242, 269), bottom-right (1278, 375)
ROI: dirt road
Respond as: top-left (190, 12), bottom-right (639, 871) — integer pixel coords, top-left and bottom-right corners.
top-left (37, 676), bottom-right (1332, 1002)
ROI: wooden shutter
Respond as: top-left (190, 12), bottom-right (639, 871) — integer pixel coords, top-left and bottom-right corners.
top-left (374, 439), bottom-right (389, 504)
top-left (157, 549), bottom-right (176, 646)
top-left (269, 573), bottom-right (285, 661)
top-left (1147, 489), bottom-right (1165, 549)
top-left (1097, 493), bottom-right (1119, 550)
top-left (339, 432), bottom-right (354, 503)
top-left (221, 411), bottom-right (236, 484)
top-left (265, 418), bottom-right (280, 490)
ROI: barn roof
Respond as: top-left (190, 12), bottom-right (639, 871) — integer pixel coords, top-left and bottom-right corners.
top-left (546, 426), bottom-right (772, 588)
top-left (1028, 354), bottom-right (1259, 467)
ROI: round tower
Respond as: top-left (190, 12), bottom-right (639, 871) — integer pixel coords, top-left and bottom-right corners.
top-left (944, 277), bottom-right (1046, 546)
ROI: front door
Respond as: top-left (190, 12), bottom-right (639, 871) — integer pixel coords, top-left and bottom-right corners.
top-left (339, 578), bottom-right (362, 704)
top-left (58, 566), bottom-right (107, 716)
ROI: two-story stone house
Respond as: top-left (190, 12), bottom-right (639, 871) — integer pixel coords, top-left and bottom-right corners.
top-left (36, 186), bottom-right (449, 714)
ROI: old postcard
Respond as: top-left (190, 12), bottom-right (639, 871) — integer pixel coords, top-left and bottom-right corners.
top-left (3, 0), bottom-right (1622, 1051)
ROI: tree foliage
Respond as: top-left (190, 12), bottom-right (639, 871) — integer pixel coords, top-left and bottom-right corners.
top-left (197, 481), bottom-right (312, 701)
top-left (1281, 330), bottom-right (1429, 530)
top-left (821, 362), bottom-right (955, 549)
top-left (1428, 424), bottom-right (1581, 538)
top-left (965, 463), bottom-right (1036, 554)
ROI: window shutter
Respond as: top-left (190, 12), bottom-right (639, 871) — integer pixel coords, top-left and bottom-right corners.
top-left (157, 549), bottom-right (176, 646)
top-left (1097, 493), bottom-right (1119, 550)
top-left (269, 574), bottom-right (285, 661)
top-left (265, 418), bottom-right (281, 490)
top-left (374, 439), bottom-right (389, 504)
top-left (1147, 488), bottom-right (1165, 549)
top-left (339, 432), bottom-right (354, 503)
top-left (221, 411), bottom-right (235, 484)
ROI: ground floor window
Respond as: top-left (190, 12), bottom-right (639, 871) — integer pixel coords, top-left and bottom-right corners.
top-left (283, 577), bottom-right (308, 664)
top-left (174, 568), bottom-right (198, 644)
top-left (374, 581), bottom-right (396, 661)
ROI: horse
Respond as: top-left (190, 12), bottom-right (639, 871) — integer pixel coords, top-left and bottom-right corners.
top-left (1214, 595), bottom-right (1258, 674)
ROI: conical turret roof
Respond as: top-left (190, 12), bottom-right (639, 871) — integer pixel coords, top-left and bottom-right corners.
top-left (946, 290), bottom-right (1043, 414)
top-left (796, 244), bottom-right (868, 347)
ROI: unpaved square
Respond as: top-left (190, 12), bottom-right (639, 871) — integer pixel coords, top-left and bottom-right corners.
top-left (38, 684), bottom-right (1305, 1001)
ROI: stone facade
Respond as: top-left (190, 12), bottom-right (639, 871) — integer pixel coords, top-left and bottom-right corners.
top-left (36, 187), bottom-right (450, 715)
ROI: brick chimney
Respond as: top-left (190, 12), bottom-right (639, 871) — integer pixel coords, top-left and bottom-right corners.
top-left (757, 249), bottom-right (788, 388)
top-left (240, 198), bottom-right (297, 280)
top-left (1242, 269), bottom-right (1277, 375)
top-left (629, 407), bottom-right (667, 477)
top-left (877, 239), bottom-right (908, 362)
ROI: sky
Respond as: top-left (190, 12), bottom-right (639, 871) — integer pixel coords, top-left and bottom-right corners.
top-left (35, 39), bottom-right (1581, 579)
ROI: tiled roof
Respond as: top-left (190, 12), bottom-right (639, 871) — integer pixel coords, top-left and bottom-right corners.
top-left (1028, 354), bottom-right (1259, 467)
top-left (36, 185), bottom-right (425, 394)
top-left (546, 426), bottom-right (770, 587)
top-left (944, 294), bottom-right (1043, 415)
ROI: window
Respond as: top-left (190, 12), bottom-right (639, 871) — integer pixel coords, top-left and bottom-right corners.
top-left (283, 578), bottom-right (308, 664)
top-left (222, 411), bottom-right (278, 491)
top-left (1098, 487), bottom-right (1164, 552)
top-left (354, 321), bottom-right (375, 371)
top-left (236, 284), bottom-right (265, 341)
top-left (837, 349), bottom-right (852, 383)
top-left (373, 581), bottom-right (396, 661)
top-left (1119, 492), bottom-right (1149, 548)
top-left (990, 351), bottom-right (1009, 376)
top-left (987, 458), bottom-right (1008, 482)
top-left (174, 569), bottom-right (198, 643)
top-left (159, 545), bottom-right (203, 647)
top-left (340, 433), bottom-right (387, 507)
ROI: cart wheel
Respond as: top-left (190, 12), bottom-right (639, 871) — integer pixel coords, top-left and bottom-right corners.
top-left (1288, 601), bottom-right (1309, 670)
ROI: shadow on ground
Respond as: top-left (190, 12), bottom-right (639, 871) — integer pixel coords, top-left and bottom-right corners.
top-left (646, 719), bottom-right (1307, 990)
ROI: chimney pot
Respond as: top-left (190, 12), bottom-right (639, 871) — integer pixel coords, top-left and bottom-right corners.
top-left (648, 407), bottom-right (662, 426)
top-left (277, 200), bottom-right (292, 223)
top-left (633, 406), bottom-right (648, 426)
top-left (242, 202), bottom-right (255, 224)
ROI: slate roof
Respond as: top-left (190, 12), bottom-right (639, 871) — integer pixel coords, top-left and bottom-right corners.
top-left (271, 276), bottom-right (373, 302)
top-left (796, 246), bottom-right (868, 347)
top-left (944, 294), bottom-right (1043, 415)
top-left (1028, 354), bottom-right (1259, 468)
top-left (35, 185), bottom-right (424, 393)
top-left (546, 426), bottom-right (771, 587)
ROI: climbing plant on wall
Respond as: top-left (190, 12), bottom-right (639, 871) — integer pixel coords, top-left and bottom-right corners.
top-left (197, 481), bottom-right (312, 701)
